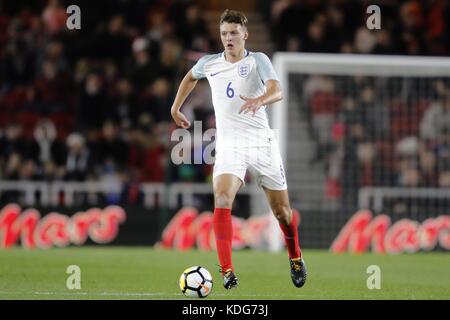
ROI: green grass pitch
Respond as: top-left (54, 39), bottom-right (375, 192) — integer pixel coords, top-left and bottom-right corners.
top-left (0, 247), bottom-right (449, 300)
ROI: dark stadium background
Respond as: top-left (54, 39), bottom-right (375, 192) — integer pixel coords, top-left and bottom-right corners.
top-left (0, 0), bottom-right (449, 249)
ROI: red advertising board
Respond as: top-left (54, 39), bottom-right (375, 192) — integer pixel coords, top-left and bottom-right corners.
top-left (0, 203), bottom-right (126, 248)
top-left (157, 207), bottom-right (301, 251)
top-left (331, 210), bottom-right (450, 254)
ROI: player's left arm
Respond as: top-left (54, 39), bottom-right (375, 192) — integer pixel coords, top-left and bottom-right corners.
top-left (239, 52), bottom-right (282, 116)
top-left (239, 80), bottom-right (282, 116)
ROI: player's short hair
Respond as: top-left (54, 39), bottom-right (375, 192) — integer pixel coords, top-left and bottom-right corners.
top-left (220, 9), bottom-right (248, 29)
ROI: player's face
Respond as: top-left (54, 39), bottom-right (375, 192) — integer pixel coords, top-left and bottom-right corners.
top-left (220, 22), bottom-right (248, 56)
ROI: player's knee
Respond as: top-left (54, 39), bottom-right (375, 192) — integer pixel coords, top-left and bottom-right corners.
top-left (214, 192), bottom-right (234, 209)
top-left (272, 204), bottom-right (292, 225)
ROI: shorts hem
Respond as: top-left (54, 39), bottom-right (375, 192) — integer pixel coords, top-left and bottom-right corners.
top-left (259, 184), bottom-right (288, 191)
top-left (213, 172), bottom-right (246, 188)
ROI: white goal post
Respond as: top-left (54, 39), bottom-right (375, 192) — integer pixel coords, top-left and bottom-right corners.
top-left (270, 53), bottom-right (450, 211)
top-left (271, 53), bottom-right (450, 160)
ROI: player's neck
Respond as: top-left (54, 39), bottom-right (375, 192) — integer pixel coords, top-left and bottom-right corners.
top-left (224, 48), bottom-right (246, 63)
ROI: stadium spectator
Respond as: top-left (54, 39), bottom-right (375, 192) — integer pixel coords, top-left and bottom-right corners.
top-left (110, 78), bottom-right (138, 129)
top-left (177, 3), bottom-right (210, 51)
top-left (158, 37), bottom-right (183, 81)
top-left (340, 105), bottom-right (366, 210)
top-left (324, 5), bottom-right (348, 53)
top-left (434, 127), bottom-right (450, 172)
top-left (37, 40), bottom-right (69, 74)
top-left (139, 77), bottom-right (173, 123)
top-left (77, 72), bottom-right (109, 130)
top-left (127, 37), bottom-right (159, 92)
top-left (97, 15), bottom-right (132, 66)
top-left (438, 170), bottom-right (450, 187)
top-left (419, 148), bottom-right (438, 186)
top-left (33, 59), bottom-right (74, 113)
top-left (392, 134), bottom-right (417, 186)
top-left (127, 114), bottom-right (166, 182)
top-left (96, 120), bottom-right (129, 171)
top-left (0, 123), bottom-right (31, 163)
top-left (420, 92), bottom-right (450, 141)
top-left (41, 0), bottom-right (67, 35)
top-left (371, 29), bottom-right (399, 55)
top-left (353, 26), bottom-right (377, 53)
top-left (395, 1), bottom-right (428, 55)
top-left (302, 15), bottom-right (330, 53)
top-left (64, 132), bottom-right (94, 181)
top-left (303, 75), bottom-right (339, 162)
top-left (31, 118), bottom-right (65, 174)
top-left (3, 38), bottom-right (35, 86)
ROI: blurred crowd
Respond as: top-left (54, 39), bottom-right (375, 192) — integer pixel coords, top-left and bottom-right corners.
top-left (1, 0), bottom-right (449, 207)
top-left (0, 0), bottom-right (218, 206)
top-left (268, 0), bottom-right (450, 213)
top-left (300, 75), bottom-right (450, 210)
top-left (270, 0), bottom-right (449, 56)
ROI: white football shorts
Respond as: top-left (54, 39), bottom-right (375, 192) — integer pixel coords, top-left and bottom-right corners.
top-left (213, 142), bottom-right (288, 190)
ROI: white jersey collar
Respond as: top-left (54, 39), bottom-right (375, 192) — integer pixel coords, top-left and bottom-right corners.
top-left (222, 49), bottom-right (250, 63)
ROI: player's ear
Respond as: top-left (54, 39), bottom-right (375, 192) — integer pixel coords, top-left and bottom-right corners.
top-left (243, 31), bottom-right (248, 40)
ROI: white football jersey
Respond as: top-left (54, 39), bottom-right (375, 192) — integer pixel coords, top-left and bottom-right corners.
top-left (191, 50), bottom-right (279, 150)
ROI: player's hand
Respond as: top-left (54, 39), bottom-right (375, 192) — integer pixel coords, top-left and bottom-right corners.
top-left (239, 95), bottom-right (263, 116)
top-left (171, 109), bottom-right (191, 128)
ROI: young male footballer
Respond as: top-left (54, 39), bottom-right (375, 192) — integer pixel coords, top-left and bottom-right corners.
top-left (171, 9), bottom-right (307, 289)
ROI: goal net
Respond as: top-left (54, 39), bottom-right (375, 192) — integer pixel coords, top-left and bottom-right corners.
top-left (271, 53), bottom-right (450, 249)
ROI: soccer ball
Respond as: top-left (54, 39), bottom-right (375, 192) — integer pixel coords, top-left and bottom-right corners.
top-left (179, 266), bottom-right (213, 298)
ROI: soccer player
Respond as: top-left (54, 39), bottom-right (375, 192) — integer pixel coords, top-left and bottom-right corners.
top-left (171, 9), bottom-right (306, 289)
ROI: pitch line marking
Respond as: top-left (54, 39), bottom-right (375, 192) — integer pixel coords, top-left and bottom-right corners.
top-left (0, 291), bottom-right (304, 298)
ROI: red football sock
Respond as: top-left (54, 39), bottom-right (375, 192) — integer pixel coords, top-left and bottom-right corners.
top-left (279, 212), bottom-right (302, 259)
top-left (213, 208), bottom-right (233, 274)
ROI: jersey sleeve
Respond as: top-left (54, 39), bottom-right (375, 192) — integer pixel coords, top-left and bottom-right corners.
top-left (253, 52), bottom-right (279, 84)
top-left (191, 54), bottom-right (216, 80)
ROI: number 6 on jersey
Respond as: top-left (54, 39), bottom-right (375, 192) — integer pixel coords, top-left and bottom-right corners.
top-left (226, 82), bottom-right (234, 98)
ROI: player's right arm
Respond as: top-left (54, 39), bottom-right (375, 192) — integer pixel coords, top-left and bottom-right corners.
top-left (170, 70), bottom-right (198, 129)
top-left (172, 54), bottom-right (215, 128)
